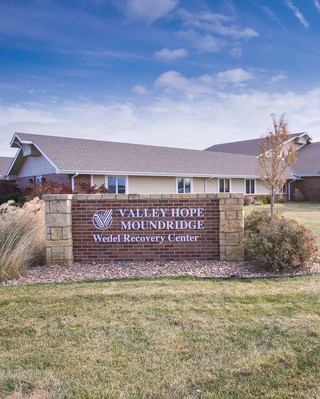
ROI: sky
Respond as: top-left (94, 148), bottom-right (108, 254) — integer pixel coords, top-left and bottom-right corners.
top-left (1, 0), bottom-right (320, 157)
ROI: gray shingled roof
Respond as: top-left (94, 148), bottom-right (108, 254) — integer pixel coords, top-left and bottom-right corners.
top-left (291, 142), bottom-right (320, 175)
top-left (205, 133), bottom-right (306, 156)
top-left (0, 157), bottom-right (13, 178)
top-left (11, 132), bottom-right (263, 177)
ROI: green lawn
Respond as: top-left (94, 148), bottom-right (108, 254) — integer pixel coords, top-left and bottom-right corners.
top-left (245, 202), bottom-right (320, 246)
top-left (1, 276), bottom-right (320, 398)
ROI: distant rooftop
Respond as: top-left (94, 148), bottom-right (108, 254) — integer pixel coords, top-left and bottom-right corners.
top-left (291, 141), bottom-right (320, 175)
top-left (0, 157), bottom-right (13, 178)
top-left (204, 133), bottom-right (307, 156)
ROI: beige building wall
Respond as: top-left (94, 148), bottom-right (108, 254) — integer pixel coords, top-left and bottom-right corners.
top-left (128, 176), bottom-right (176, 194)
top-left (255, 180), bottom-right (269, 195)
top-left (231, 178), bottom-right (243, 193)
top-left (193, 178), bottom-right (205, 193)
top-left (206, 178), bottom-right (218, 193)
top-left (91, 174), bottom-right (270, 196)
top-left (92, 175), bottom-right (105, 186)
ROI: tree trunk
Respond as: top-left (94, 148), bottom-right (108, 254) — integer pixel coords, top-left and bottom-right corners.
top-left (271, 190), bottom-right (274, 215)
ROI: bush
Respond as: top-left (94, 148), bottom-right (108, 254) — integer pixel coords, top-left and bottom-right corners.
top-left (23, 180), bottom-right (109, 201)
top-left (0, 198), bottom-right (45, 281)
top-left (245, 210), bottom-right (318, 273)
top-left (254, 195), bottom-right (268, 205)
top-left (0, 180), bottom-right (18, 195)
top-left (23, 181), bottom-right (72, 201)
top-left (292, 188), bottom-right (304, 202)
top-left (0, 180), bottom-right (21, 204)
top-left (0, 192), bottom-right (23, 205)
top-left (243, 196), bottom-right (251, 206)
top-left (74, 180), bottom-right (109, 194)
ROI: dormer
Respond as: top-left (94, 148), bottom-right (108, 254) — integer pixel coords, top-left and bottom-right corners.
top-left (10, 133), bottom-right (41, 157)
top-left (21, 143), bottom-right (40, 156)
top-left (294, 134), bottom-right (311, 146)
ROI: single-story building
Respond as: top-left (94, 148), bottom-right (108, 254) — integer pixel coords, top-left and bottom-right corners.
top-left (5, 131), bottom-right (317, 200)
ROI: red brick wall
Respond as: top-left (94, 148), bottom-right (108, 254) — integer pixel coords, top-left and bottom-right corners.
top-left (74, 175), bottom-right (91, 191)
top-left (72, 197), bottom-right (220, 262)
top-left (291, 177), bottom-right (320, 201)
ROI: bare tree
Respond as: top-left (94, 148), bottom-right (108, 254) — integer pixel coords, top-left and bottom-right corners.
top-left (257, 114), bottom-right (297, 214)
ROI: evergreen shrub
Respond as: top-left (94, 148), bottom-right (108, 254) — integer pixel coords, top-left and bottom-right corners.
top-left (245, 210), bottom-right (317, 272)
top-left (292, 188), bottom-right (304, 202)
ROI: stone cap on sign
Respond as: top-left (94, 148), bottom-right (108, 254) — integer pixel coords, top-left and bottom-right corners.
top-left (43, 194), bottom-right (74, 200)
top-left (44, 193), bottom-right (244, 201)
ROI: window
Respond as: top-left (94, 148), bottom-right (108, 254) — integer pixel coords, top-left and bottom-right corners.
top-left (219, 179), bottom-right (230, 193)
top-left (35, 176), bottom-right (45, 184)
top-left (279, 183), bottom-right (287, 194)
top-left (107, 176), bottom-right (126, 194)
top-left (245, 179), bottom-right (255, 194)
top-left (177, 178), bottom-right (191, 193)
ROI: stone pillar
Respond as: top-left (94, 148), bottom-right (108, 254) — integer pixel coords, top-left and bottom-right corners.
top-left (218, 193), bottom-right (244, 261)
top-left (44, 194), bottom-right (74, 266)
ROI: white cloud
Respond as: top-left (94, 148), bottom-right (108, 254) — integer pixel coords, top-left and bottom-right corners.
top-left (178, 30), bottom-right (225, 53)
top-left (152, 68), bottom-right (254, 97)
top-left (229, 46), bottom-right (242, 59)
top-left (154, 48), bottom-right (188, 61)
top-left (0, 82), bottom-right (20, 91)
top-left (216, 68), bottom-right (254, 85)
top-left (314, 0), bottom-right (320, 13)
top-left (154, 70), bottom-right (214, 97)
top-left (132, 84), bottom-right (148, 95)
top-left (125, 0), bottom-right (179, 22)
top-left (271, 74), bottom-right (287, 83)
top-left (2, 87), bottom-right (320, 157)
top-left (285, 0), bottom-right (309, 28)
top-left (180, 10), bottom-right (259, 40)
top-left (261, 6), bottom-right (284, 27)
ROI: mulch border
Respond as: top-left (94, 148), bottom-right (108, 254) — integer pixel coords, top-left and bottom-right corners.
top-left (1, 260), bottom-right (319, 287)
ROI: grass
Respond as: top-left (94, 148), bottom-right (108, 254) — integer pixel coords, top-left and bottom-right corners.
top-left (1, 276), bottom-right (320, 398)
top-left (245, 202), bottom-right (320, 246)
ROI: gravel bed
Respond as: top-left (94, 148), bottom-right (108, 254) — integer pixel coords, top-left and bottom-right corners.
top-left (1, 260), bottom-right (320, 286)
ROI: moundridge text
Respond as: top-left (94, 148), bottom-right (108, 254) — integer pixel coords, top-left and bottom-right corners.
top-left (118, 207), bottom-right (205, 231)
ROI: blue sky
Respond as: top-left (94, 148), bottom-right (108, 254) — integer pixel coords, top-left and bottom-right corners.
top-left (1, 0), bottom-right (320, 156)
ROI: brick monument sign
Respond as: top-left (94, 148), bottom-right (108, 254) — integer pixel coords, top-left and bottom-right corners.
top-left (44, 193), bottom-right (244, 265)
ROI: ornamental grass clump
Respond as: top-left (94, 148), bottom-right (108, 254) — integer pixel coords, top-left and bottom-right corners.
top-left (245, 210), bottom-right (318, 273)
top-left (0, 198), bottom-right (45, 281)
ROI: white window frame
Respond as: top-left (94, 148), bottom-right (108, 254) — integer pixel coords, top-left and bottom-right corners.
top-left (218, 178), bottom-right (231, 193)
top-left (91, 175), bottom-right (127, 193)
top-left (105, 176), bottom-right (127, 194)
top-left (244, 179), bottom-right (256, 195)
top-left (176, 177), bottom-right (193, 194)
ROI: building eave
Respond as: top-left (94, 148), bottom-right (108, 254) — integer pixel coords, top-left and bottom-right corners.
top-left (60, 169), bottom-right (260, 179)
